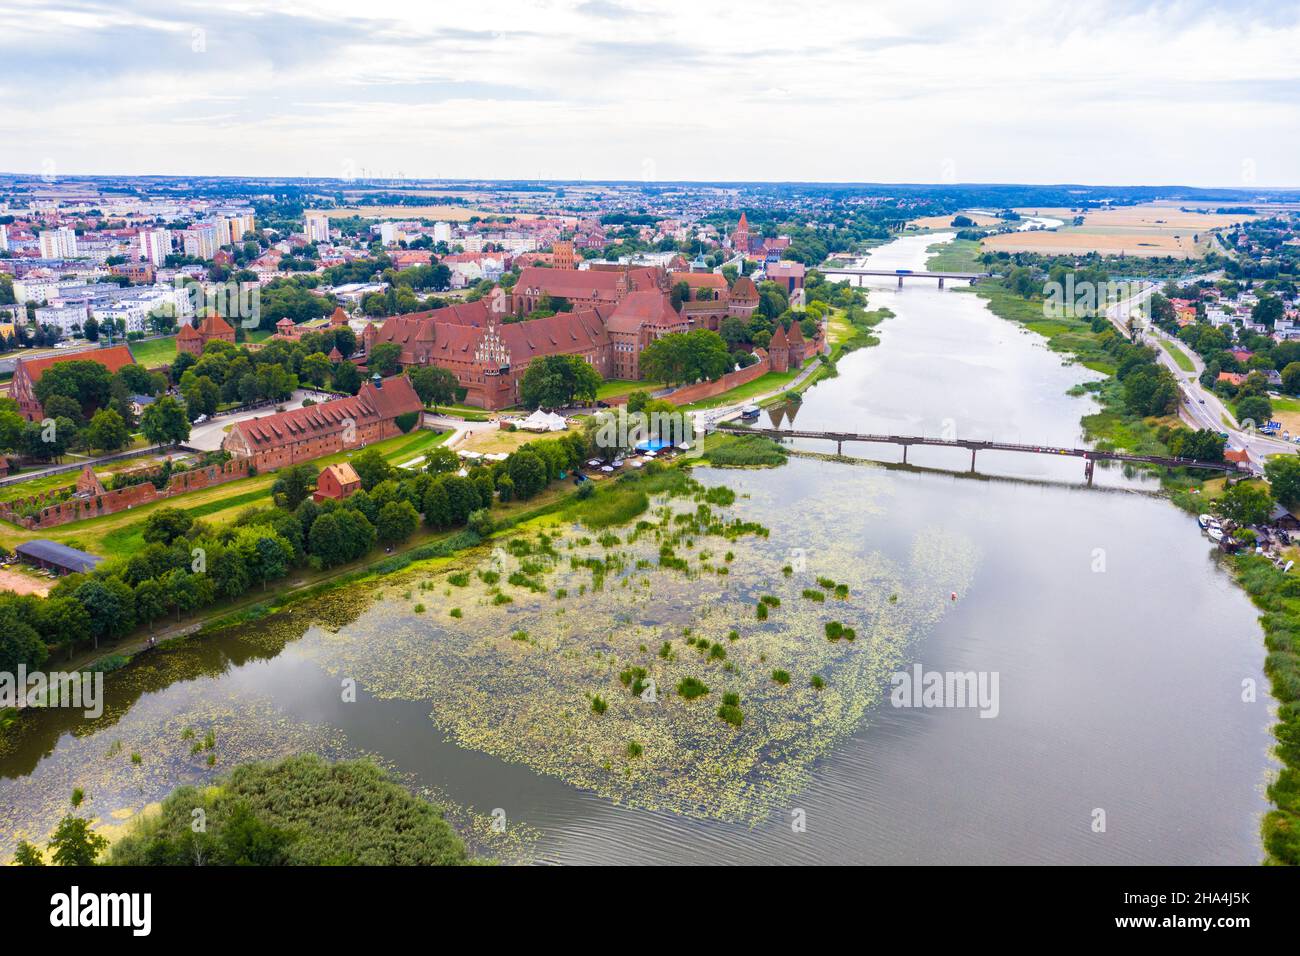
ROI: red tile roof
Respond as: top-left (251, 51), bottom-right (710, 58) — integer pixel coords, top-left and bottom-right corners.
top-left (17, 344), bottom-right (136, 384)
top-left (229, 375), bottom-right (421, 451)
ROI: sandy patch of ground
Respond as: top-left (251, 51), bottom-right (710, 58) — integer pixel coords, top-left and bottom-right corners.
top-left (458, 426), bottom-right (564, 455)
top-left (0, 566), bottom-right (51, 596)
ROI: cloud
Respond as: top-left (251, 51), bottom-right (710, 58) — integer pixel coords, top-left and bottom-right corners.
top-left (0, 0), bottom-right (1296, 185)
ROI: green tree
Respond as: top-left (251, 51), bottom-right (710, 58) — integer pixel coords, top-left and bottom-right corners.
top-left (1217, 481), bottom-right (1273, 526)
top-left (369, 342), bottom-right (403, 377)
top-left (13, 840), bottom-right (45, 866)
top-left (409, 365), bottom-right (459, 409)
top-left (142, 507), bottom-right (194, 545)
top-left (350, 447), bottom-right (393, 490)
top-left (140, 395), bottom-right (191, 445)
top-left (48, 815), bottom-right (109, 866)
top-left (272, 462), bottom-right (318, 509)
top-left (638, 330), bottom-right (730, 385)
top-left (518, 354), bottom-right (602, 408)
top-left (423, 445), bottom-right (459, 476)
top-left (84, 407), bottom-right (130, 452)
top-left (1266, 456), bottom-right (1300, 509)
top-left (376, 500), bottom-right (419, 544)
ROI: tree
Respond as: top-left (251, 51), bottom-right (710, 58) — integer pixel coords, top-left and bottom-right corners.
top-left (350, 447), bottom-right (393, 490)
top-left (410, 365), bottom-right (458, 409)
top-left (83, 407), bottom-right (129, 452)
top-left (333, 361), bottom-right (362, 395)
top-left (142, 507), bottom-right (193, 545)
top-left (376, 500), bottom-right (419, 544)
top-left (141, 395), bottom-right (191, 445)
top-left (638, 330), bottom-right (731, 385)
top-left (1236, 395), bottom-right (1273, 428)
top-left (13, 840), bottom-right (45, 865)
top-left (518, 354), bottom-right (602, 408)
top-left (424, 445), bottom-right (459, 476)
top-left (272, 463), bottom-right (318, 509)
top-left (1266, 456), bottom-right (1300, 509)
top-left (369, 342), bottom-right (403, 377)
top-left (48, 815), bottom-right (109, 866)
top-left (506, 450), bottom-right (547, 500)
top-left (1217, 481), bottom-right (1273, 527)
top-left (33, 360), bottom-right (113, 413)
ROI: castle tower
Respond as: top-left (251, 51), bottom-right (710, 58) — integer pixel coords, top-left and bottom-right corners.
top-left (768, 321), bottom-right (789, 373)
top-left (552, 240), bottom-right (575, 271)
top-left (733, 212), bottom-right (750, 254)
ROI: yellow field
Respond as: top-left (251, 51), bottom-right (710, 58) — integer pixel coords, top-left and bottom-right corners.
top-left (325, 205), bottom-right (538, 222)
top-left (909, 212), bottom-right (1003, 230)
top-left (982, 230), bottom-right (1205, 258)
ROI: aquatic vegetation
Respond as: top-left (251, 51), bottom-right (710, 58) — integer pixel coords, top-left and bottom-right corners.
top-left (448, 573), bottom-right (470, 587)
top-left (450, 608), bottom-right (462, 618)
top-left (676, 677), bottom-right (710, 700)
top-left (590, 695), bottom-right (608, 715)
top-left (824, 621), bottom-right (857, 641)
top-left (771, 670), bottom-right (791, 685)
top-left (756, 602), bottom-right (768, 620)
top-left (810, 674), bottom-right (826, 690)
top-left (801, 589), bottom-right (826, 603)
top-left (626, 741), bottom-right (643, 759)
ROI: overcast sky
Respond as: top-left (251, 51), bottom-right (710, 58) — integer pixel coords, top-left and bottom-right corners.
top-left (1, 0), bottom-right (1297, 187)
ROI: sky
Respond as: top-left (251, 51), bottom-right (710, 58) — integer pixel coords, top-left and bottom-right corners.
top-left (1, 0), bottom-right (1298, 187)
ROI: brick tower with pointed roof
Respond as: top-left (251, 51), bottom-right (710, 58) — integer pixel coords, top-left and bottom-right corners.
top-left (732, 212), bottom-right (750, 254)
top-left (768, 321), bottom-right (789, 372)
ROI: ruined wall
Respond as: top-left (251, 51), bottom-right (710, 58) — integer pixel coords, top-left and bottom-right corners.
top-left (0, 459), bottom-right (252, 530)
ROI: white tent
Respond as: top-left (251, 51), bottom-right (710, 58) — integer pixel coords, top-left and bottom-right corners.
top-left (519, 409), bottom-right (568, 432)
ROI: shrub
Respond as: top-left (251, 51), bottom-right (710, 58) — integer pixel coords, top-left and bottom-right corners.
top-left (771, 669), bottom-right (791, 685)
top-left (590, 694), bottom-right (608, 715)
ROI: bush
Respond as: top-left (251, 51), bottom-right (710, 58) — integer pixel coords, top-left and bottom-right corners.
top-left (771, 669), bottom-right (791, 685)
top-left (676, 677), bottom-right (710, 700)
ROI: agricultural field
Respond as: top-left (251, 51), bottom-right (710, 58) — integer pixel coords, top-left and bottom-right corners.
top-left (983, 202), bottom-right (1258, 258)
top-left (908, 212), bottom-right (1004, 230)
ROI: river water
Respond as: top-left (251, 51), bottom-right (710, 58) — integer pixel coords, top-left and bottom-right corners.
top-left (0, 233), bottom-right (1276, 865)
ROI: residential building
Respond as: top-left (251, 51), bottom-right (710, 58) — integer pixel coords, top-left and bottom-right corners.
top-left (38, 227), bottom-right (78, 259)
top-left (304, 211), bottom-right (331, 244)
top-left (139, 227), bottom-right (172, 266)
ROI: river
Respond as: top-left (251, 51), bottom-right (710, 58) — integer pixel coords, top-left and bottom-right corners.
top-left (0, 232), bottom-right (1276, 865)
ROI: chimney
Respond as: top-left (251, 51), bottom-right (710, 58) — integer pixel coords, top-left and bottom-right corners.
top-left (372, 372), bottom-right (382, 389)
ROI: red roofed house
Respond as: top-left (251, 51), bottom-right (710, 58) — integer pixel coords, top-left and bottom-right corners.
top-left (1218, 371), bottom-right (1247, 387)
top-left (765, 261), bottom-right (806, 294)
top-left (177, 313), bottom-right (236, 358)
top-left (314, 462), bottom-right (362, 502)
top-left (222, 374), bottom-right (423, 469)
top-left (11, 344), bottom-right (137, 420)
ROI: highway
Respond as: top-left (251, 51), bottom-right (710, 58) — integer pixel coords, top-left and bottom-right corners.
top-left (1104, 283), bottom-right (1298, 473)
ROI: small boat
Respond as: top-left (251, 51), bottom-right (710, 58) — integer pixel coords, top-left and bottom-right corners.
top-left (1207, 527), bottom-right (1224, 542)
top-left (739, 405), bottom-right (760, 420)
top-left (1197, 514), bottom-right (1214, 530)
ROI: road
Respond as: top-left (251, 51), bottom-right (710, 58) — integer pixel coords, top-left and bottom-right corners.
top-left (186, 388), bottom-right (325, 451)
top-left (1105, 283), bottom-right (1296, 473)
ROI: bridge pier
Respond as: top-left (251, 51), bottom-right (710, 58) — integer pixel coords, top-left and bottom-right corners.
top-left (970, 448), bottom-right (976, 472)
top-left (1084, 458), bottom-right (1095, 487)
top-left (836, 440), bottom-right (842, 456)
top-left (902, 444), bottom-right (908, 464)
top-left (938, 277), bottom-right (945, 289)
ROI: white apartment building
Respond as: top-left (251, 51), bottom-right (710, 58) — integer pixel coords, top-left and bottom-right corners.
top-left (0, 224), bottom-right (8, 252)
top-left (13, 277), bottom-right (62, 304)
top-left (182, 223), bottom-right (218, 260)
top-left (139, 227), bottom-right (172, 266)
top-left (432, 222), bottom-right (451, 243)
top-left (38, 227), bottom-right (78, 259)
top-left (94, 299), bottom-right (154, 334)
top-left (304, 211), bottom-right (331, 243)
top-left (34, 303), bottom-right (89, 336)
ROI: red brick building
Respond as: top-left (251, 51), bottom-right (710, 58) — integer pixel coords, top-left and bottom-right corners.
top-left (314, 462), bottom-right (362, 502)
top-left (177, 313), bottom-right (236, 358)
top-left (10, 344), bottom-right (137, 421)
top-left (222, 374), bottom-right (423, 469)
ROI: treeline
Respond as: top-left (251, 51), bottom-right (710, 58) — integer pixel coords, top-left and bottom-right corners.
top-left (0, 433), bottom-right (590, 671)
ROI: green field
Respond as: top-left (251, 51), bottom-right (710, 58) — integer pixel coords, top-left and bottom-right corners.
top-left (679, 368), bottom-right (803, 411)
top-left (127, 336), bottom-right (178, 368)
top-left (594, 378), bottom-right (668, 401)
top-left (925, 238), bottom-right (984, 272)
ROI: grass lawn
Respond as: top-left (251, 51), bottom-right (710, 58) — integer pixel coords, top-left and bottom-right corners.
top-left (925, 238), bottom-right (984, 272)
top-left (678, 368), bottom-right (803, 411)
top-left (1158, 338), bottom-right (1195, 372)
top-left (128, 336), bottom-right (178, 368)
top-left (0, 453), bottom-right (176, 501)
top-left (0, 429), bottom-right (450, 560)
top-left (595, 379), bottom-right (667, 401)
